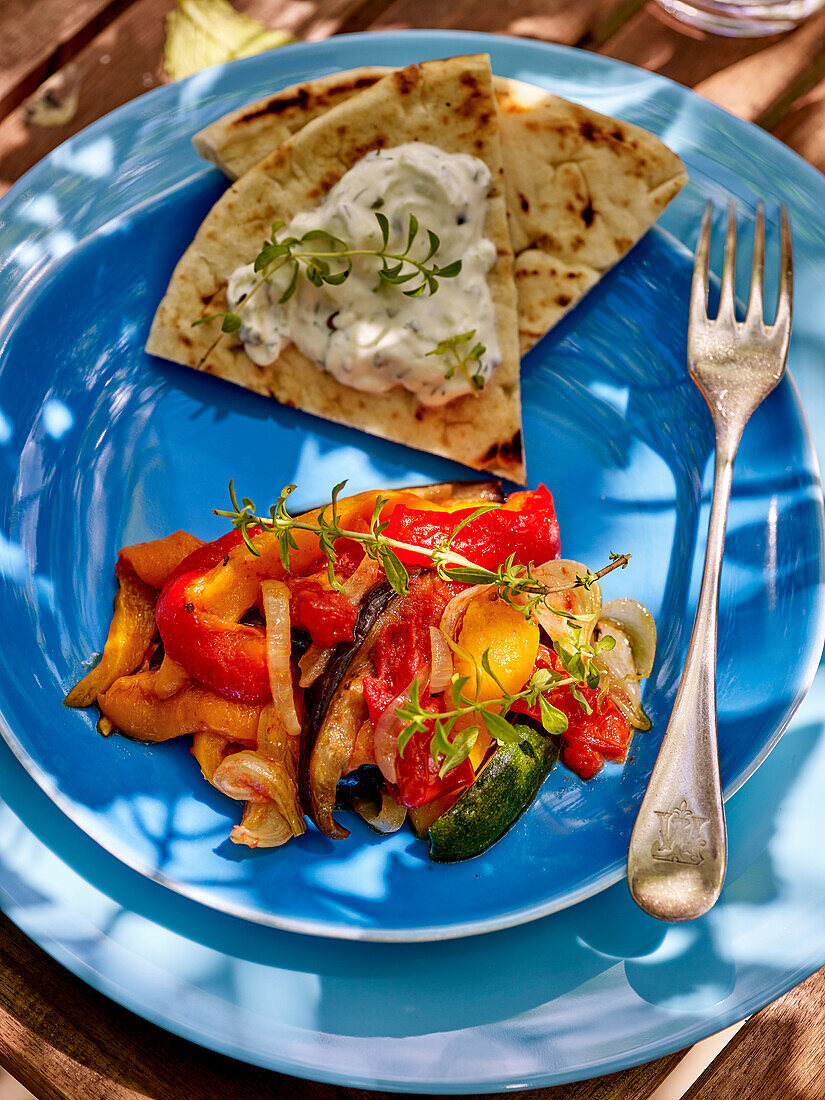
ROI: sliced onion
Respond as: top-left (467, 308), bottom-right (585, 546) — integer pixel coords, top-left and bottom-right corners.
top-left (439, 583), bottom-right (494, 641)
top-left (231, 802), bottom-right (295, 849)
top-left (429, 626), bottom-right (454, 693)
top-left (352, 792), bottom-right (408, 834)
top-left (261, 579), bottom-right (301, 737)
top-left (212, 749), bottom-right (306, 835)
top-left (530, 560), bottom-right (602, 642)
top-left (372, 670), bottom-right (430, 785)
top-left (599, 598), bottom-right (657, 679)
top-left (372, 691), bottom-right (406, 785)
top-left (255, 703), bottom-right (298, 783)
top-left (593, 621), bottom-right (651, 731)
top-left (297, 555), bottom-right (382, 688)
top-left (344, 553), bottom-right (382, 601)
top-left (298, 643), bottom-right (334, 689)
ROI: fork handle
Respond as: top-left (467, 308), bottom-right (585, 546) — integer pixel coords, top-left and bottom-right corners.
top-left (627, 434), bottom-right (737, 921)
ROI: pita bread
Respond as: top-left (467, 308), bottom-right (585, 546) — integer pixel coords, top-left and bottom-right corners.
top-left (147, 56), bottom-right (526, 481)
top-left (193, 66), bottom-right (394, 180)
top-left (193, 68), bottom-right (687, 355)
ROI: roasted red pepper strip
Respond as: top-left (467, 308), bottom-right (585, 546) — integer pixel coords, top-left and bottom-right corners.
top-left (156, 487), bottom-right (559, 709)
top-left (155, 529), bottom-right (271, 705)
top-left (511, 646), bottom-right (631, 780)
top-left (289, 581), bottom-right (358, 648)
top-left (380, 484), bottom-right (560, 571)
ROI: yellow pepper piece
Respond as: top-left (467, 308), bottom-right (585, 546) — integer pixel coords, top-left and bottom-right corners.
top-left (63, 566), bottom-right (157, 709)
top-left (192, 730), bottom-right (228, 783)
top-left (456, 591), bottom-right (539, 702)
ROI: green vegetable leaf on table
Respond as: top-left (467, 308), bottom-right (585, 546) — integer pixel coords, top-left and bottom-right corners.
top-left (164, 0), bottom-right (294, 82)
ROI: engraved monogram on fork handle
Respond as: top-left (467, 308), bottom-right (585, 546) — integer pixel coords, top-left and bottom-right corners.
top-left (627, 202), bottom-right (792, 921)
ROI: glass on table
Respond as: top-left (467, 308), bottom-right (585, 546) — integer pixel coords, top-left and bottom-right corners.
top-left (655, 0), bottom-right (825, 35)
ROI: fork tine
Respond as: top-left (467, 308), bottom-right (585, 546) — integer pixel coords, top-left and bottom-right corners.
top-left (690, 202), bottom-right (712, 331)
top-left (774, 206), bottom-right (793, 339)
top-left (746, 200), bottom-right (765, 324)
top-left (718, 201), bottom-right (737, 322)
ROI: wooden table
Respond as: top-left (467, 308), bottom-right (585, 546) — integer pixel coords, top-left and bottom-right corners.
top-left (2, 2), bottom-right (825, 1097)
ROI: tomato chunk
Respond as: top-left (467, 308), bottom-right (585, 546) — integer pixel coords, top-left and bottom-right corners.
top-left (394, 710), bottom-right (475, 808)
top-left (289, 581), bottom-right (358, 648)
top-left (511, 645), bottom-right (632, 780)
top-left (362, 575), bottom-right (471, 806)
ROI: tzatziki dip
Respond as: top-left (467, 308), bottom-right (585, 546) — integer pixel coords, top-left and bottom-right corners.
top-left (227, 142), bottom-right (502, 406)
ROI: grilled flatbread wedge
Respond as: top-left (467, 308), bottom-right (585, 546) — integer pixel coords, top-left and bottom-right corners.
top-left (146, 55), bottom-right (525, 481)
top-left (193, 67), bottom-right (688, 354)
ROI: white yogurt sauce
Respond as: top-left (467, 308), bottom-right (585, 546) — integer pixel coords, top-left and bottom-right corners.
top-left (227, 142), bottom-right (502, 406)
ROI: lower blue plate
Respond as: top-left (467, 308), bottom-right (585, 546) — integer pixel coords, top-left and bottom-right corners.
top-left (0, 28), bottom-right (825, 1091)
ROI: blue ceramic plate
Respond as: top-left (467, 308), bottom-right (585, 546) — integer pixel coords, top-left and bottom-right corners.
top-left (0, 33), bottom-right (824, 949)
top-left (2, 29), bottom-right (825, 1093)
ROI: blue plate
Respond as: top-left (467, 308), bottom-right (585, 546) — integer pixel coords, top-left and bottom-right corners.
top-left (1, 36), bottom-right (823, 944)
top-left (2, 28), bottom-right (825, 1088)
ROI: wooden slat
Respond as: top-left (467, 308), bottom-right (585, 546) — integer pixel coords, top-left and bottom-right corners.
top-left (7, 905), bottom-right (690, 1100)
top-left (0, 0), bottom-right (389, 192)
top-left (598, 3), bottom-right (784, 96)
top-left (770, 72), bottom-right (825, 171)
top-left (695, 8), bottom-right (825, 122)
top-left (0, 910), bottom-right (337, 1100)
top-left (684, 966), bottom-right (825, 1099)
top-left (368, 0), bottom-right (642, 47)
top-left (0, 900), bottom-right (692, 1100)
top-left (0, 0), bottom-right (135, 118)
top-left (342, 1050), bottom-right (691, 1100)
top-left (599, 1), bottom-right (825, 122)
top-left (0, 0), bottom-right (172, 191)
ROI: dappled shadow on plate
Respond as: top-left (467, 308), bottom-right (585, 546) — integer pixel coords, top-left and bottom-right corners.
top-left (0, 697), bottom-right (821, 1081)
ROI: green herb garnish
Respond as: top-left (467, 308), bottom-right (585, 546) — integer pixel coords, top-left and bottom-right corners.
top-left (426, 329), bottom-right (487, 392)
top-left (215, 481), bottom-right (630, 618)
top-left (395, 627), bottom-right (617, 778)
top-left (215, 480), bottom-right (631, 777)
top-left (195, 213), bottom-right (463, 334)
top-left (394, 651), bottom-right (566, 779)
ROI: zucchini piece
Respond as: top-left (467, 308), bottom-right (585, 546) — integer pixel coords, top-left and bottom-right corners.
top-left (428, 724), bottom-right (559, 863)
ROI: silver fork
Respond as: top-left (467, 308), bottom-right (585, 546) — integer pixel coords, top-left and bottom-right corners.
top-left (627, 201), bottom-right (793, 922)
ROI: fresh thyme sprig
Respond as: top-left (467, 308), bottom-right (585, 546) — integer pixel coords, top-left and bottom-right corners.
top-left (214, 481), bottom-right (631, 619)
top-left (194, 212), bottom-right (464, 335)
top-left (395, 630), bottom-right (617, 778)
top-left (426, 329), bottom-right (487, 392)
top-left (213, 480), bottom-right (630, 778)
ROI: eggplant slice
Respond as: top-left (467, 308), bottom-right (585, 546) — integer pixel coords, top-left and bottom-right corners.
top-left (301, 582), bottom-right (402, 837)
